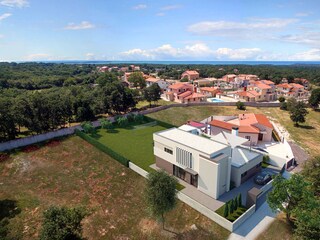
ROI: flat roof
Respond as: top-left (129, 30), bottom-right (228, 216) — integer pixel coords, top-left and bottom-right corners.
top-left (178, 124), bottom-right (199, 132)
top-left (155, 128), bottom-right (229, 155)
top-left (231, 147), bottom-right (261, 167)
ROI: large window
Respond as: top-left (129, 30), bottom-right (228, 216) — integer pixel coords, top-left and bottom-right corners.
top-left (176, 147), bottom-right (192, 168)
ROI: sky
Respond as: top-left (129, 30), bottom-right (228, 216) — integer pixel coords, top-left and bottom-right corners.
top-left (0, 0), bottom-right (320, 61)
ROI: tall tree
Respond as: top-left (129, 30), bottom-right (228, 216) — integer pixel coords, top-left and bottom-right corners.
top-left (128, 72), bottom-right (146, 89)
top-left (308, 88), bottom-right (320, 110)
top-left (143, 84), bottom-right (161, 107)
top-left (40, 206), bottom-right (87, 240)
top-left (289, 101), bottom-right (308, 126)
top-left (267, 174), bottom-right (309, 223)
top-left (145, 171), bottom-right (178, 230)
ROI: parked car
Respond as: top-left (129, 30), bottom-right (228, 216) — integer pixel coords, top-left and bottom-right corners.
top-left (254, 172), bottom-right (272, 185)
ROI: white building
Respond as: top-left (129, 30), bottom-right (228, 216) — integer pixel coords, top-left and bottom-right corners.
top-left (153, 127), bottom-right (263, 199)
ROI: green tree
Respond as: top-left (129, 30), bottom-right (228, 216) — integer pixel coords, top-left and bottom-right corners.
top-left (116, 116), bottom-right (128, 127)
top-left (144, 84), bottom-right (161, 107)
top-left (180, 77), bottom-right (189, 82)
top-left (278, 96), bottom-right (286, 103)
top-left (280, 101), bottom-right (288, 110)
top-left (224, 202), bottom-right (229, 217)
top-left (145, 170), bottom-right (178, 230)
top-left (134, 114), bottom-right (144, 123)
top-left (289, 101), bottom-right (308, 126)
top-left (81, 122), bottom-right (95, 134)
top-left (267, 174), bottom-right (309, 223)
top-left (229, 200), bottom-right (234, 214)
top-left (234, 196), bottom-right (238, 210)
top-left (301, 156), bottom-right (320, 196)
top-left (308, 88), bottom-right (320, 110)
top-left (40, 206), bottom-right (87, 240)
top-left (236, 101), bottom-right (246, 110)
top-left (99, 118), bottom-right (113, 129)
top-left (286, 97), bottom-right (298, 112)
top-left (128, 72), bottom-right (146, 89)
top-left (96, 72), bottom-right (118, 86)
top-left (238, 194), bottom-right (242, 207)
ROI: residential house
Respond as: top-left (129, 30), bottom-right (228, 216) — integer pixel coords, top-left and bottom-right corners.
top-left (165, 82), bottom-right (206, 103)
top-left (145, 77), bottom-right (170, 90)
top-left (153, 127), bottom-right (263, 199)
top-left (235, 80), bottom-right (277, 102)
top-left (294, 78), bottom-right (309, 89)
top-left (276, 83), bottom-right (308, 99)
top-left (97, 66), bottom-right (109, 72)
top-left (200, 87), bottom-right (220, 97)
top-left (193, 78), bottom-right (215, 87)
top-left (222, 74), bottom-right (237, 82)
top-left (181, 70), bottom-right (200, 81)
top-left (209, 113), bottom-right (274, 146)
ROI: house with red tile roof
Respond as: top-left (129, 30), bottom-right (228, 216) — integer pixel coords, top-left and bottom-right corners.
top-left (165, 82), bottom-right (206, 103)
top-left (276, 83), bottom-right (308, 99)
top-left (209, 113), bottom-right (273, 146)
top-left (181, 70), bottom-right (200, 81)
top-left (145, 77), bottom-right (170, 90)
top-left (294, 78), bottom-right (309, 89)
top-left (200, 87), bottom-right (220, 97)
top-left (235, 80), bottom-right (277, 102)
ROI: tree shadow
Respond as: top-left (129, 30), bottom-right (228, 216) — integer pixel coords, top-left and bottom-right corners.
top-left (0, 199), bottom-right (21, 220)
top-left (297, 125), bottom-right (315, 130)
top-left (106, 129), bottom-right (119, 134)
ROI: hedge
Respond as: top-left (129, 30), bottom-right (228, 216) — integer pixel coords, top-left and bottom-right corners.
top-left (75, 129), bottom-right (130, 167)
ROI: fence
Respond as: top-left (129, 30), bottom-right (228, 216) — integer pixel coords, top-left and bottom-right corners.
top-left (0, 101), bottom-right (280, 152)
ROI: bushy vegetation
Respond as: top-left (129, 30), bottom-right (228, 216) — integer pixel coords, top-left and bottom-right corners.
top-left (236, 101), bottom-right (246, 110)
top-left (40, 206), bottom-right (87, 240)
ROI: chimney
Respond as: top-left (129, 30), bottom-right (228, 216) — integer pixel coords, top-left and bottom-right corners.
top-left (232, 126), bottom-right (239, 136)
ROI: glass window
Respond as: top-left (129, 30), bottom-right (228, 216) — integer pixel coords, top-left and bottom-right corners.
top-left (164, 147), bottom-right (173, 155)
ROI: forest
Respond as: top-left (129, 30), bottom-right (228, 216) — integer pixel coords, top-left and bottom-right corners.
top-left (1, 62), bottom-right (320, 142)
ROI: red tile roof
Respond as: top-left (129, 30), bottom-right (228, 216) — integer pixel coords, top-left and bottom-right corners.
top-left (209, 120), bottom-right (237, 130)
top-left (184, 93), bottom-right (206, 100)
top-left (178, 91), bottom-right (192, 98)
top-left (200, 87), bottom-right (219, 92)
top-left (187, 121), bottom-right (206, 128)
top-left (183, 70), bottom-right (199, 76)
top-left (169, 83), bottom-right (193, 90)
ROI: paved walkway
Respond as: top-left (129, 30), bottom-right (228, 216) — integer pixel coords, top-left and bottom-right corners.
top-left (288, 141), bottom-right (309, 172)
top-left (228, 202), bottom-right (278, 240)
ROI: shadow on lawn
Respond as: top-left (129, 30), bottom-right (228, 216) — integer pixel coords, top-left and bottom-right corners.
top-left (296, 125), bottom-right (315, 130)
top-left (0, 199), bottom-right (21, 238)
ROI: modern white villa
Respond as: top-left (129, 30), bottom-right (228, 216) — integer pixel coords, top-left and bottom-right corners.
top-left (153, 126), bottom-right (263, 199)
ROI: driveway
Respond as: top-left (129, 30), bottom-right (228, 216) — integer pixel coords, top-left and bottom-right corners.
top-left (228, 201), bottom-right (278, 240)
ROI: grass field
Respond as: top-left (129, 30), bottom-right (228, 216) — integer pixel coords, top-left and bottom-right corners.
top-left (91, 123), bottom-right (168, 171)
top-left (147, 105), bottom-right (320, 157)
top-left (0, 136), bottom-right (230, 240)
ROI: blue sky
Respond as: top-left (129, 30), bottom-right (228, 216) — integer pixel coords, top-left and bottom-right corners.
top-left (0, 0), bottom-right (320, 61)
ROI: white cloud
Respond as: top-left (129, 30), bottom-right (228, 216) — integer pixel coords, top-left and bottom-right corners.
top-left (0, 13), bottom-right (12, 21)
top-left (214, 48), bottom-right (262, 60)
top-left (295, 12), bottom-right (312, 17)
top-left (278, 32), bottom-right (320, 47)
top-left (132, 4), bottom-right (147, 10)
top-left (156, 12), bottom-right (165, 17)
top-left (188, 18), bottom-right (298, 35)
top-left (288, 49), bottom-right (320, 61)
top-left (160, 5), bottom-right (182, 11)
top-left (0, 0), bottom-right (29, 8)
top-left (64, 21), bottom-right (95, 30)
top-left (24, 53), bottom-right (51, 61)
top-left (120, 43), bottom-right (263, 60)
top-left (85, 53), bottom-right (96, 60)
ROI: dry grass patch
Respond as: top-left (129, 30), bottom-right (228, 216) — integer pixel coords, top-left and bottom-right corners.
top-left (0, 136), bottom-right (230, 240)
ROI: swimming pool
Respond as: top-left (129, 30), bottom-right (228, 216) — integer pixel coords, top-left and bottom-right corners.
top-left (207, 98), bottom-right (225, 103)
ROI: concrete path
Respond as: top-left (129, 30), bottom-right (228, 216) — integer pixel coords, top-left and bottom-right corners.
top-left (228, 202), bottom-right (278, 240)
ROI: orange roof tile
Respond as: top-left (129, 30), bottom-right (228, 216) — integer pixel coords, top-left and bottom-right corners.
top-left (169, 83), bottom-right (193, 90)
top-left (183, 70), bottom-right (199, 75)
top-left (200, 87), bottom-right (219, 92)
top-left (184, 93), bottom-right (206, 100)
top-left (238, 125), bottom-right (260, 133)
top-left (178, 91), bottom-right (192, 98)
top-left (209, 120), bottom-right (236, 130)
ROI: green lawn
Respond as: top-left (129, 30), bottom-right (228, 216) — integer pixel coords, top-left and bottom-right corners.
top-left (91, 122), bottom-right (168, 172)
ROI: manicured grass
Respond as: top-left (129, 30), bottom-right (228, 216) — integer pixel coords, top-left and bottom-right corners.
top-left (136, 99), bottom-right (173, 109)
top-left (0, 136), bottom-right (230, 239)
top-left (215, 204), bottom-right (248, 222)
top-left (148, 106), bottom-right (320, 157)
top-left (91, 122), bottom-right (168, 172)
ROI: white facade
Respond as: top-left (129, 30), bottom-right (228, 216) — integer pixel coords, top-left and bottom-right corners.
top-left (154, 128), bottom-right (232, 199)
top-left (154, 128), bottom-right (263, 199)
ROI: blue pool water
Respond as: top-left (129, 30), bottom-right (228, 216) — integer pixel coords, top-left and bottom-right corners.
top-left (208, 98), bottom-right (224, 103)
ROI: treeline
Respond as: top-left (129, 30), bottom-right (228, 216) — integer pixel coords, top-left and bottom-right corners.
top-left (156, 64), bottom-right (320, 85)
top-left (0, 62), bottom-right (97, 90)
top-left (0, 78), bottom-right (136, 141)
